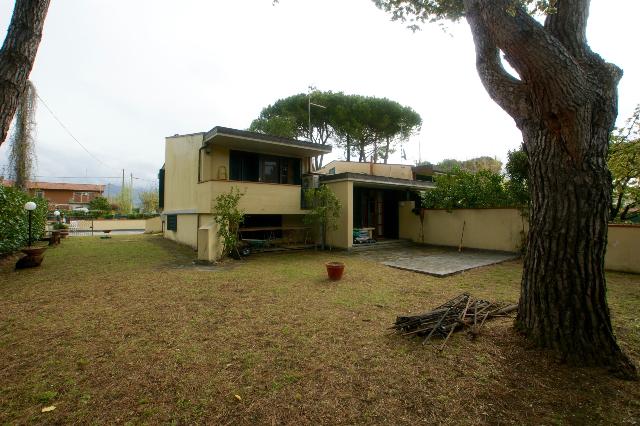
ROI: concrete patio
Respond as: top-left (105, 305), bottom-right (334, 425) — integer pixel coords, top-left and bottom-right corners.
top-left (353, 244), bottom-right (520, 277)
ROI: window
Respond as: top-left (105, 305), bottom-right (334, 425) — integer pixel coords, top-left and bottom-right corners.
top-left (328, 167), bottom-right (336, 175)
top-left (167, 214), bottom-right (177, 231)
top-left (261, 157), bottom-right (279, 183)
top-left (158, 168), bottom-right (165, 209)
top-left (229, 150), bottom-right (301, 185)
top-left (34, 190), bottom-right (44, 198)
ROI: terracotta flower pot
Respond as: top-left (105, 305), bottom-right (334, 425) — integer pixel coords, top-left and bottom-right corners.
top-left (21, 246), bottom-right (47, 257)
top-left (325, 262), bottom-right (345, 281)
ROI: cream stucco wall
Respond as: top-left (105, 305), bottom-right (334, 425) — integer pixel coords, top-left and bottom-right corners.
top-left (324, 180), bottom-right (353, 249)
top-left (72, 219), bottom-right (147, 231)
top-left (399, 202), bottom-right (640, 274)
top-left (164, 133), bottom-right (203, 212)
top-left (319, 161), bottom-right (413, 180)
top-left (605, 225), bottom-right (640, 274)
top-left (398, 204), bottom-right (528, 253)
top-left (201, 145), bottom-right (231, 182)
top-left (197, 181), bottom-right (307, 215)
top-left (164, 214), bottom-right (198, 249)
top-left (145, 216), bottom-right (163, 233)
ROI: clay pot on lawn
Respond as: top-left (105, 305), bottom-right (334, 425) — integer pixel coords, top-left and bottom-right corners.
top-left (325, 262), bottom-right (345, 281)
top-left (21, 246), bottom-right (47, 257)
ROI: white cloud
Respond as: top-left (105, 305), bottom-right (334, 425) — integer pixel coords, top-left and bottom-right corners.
top-left (0, 0), bottom-right (638, 184)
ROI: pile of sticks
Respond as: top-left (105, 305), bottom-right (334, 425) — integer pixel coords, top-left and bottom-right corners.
top-left (391, 293), bottom-right (517, 349)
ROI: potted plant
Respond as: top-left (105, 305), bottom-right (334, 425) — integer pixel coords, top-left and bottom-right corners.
top-left (53, 222), bottom-right (69, 238)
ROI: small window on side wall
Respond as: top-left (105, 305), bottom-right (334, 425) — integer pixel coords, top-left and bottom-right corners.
top-left (167, 214), bottom-right (177, 231)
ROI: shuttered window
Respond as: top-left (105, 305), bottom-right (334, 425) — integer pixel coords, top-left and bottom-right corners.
top-left (167, 214), bottom-right (177, 231)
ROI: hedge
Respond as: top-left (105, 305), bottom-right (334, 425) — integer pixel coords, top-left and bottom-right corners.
top-left (0, 186), bottom-right (49, 255)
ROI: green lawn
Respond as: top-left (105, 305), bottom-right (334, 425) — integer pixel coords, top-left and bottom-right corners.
top-left (1, 235), bottom-right (638, 424)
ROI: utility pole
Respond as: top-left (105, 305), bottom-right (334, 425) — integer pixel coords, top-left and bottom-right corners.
top-left (130, 173), bottom-right (133, 213)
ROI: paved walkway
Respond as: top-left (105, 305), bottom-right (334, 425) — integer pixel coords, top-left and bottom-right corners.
top-left (354, 245), bottom-right (519, 277)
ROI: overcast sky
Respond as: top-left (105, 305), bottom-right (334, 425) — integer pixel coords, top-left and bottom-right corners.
top-left (1, 0), bottom-right (638, 187)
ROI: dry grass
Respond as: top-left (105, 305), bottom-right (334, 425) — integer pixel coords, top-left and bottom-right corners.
top-left (0, 235), bottom-right (638, 425)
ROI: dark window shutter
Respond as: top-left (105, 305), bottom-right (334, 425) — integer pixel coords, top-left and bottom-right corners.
top-left (158, 168), bottom-right (165, 209)
top-left (167, 214), bottom-right (177, 231)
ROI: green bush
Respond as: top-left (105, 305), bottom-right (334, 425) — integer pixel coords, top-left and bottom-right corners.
top-left (0, 186), bottom-right (49, 254)
top-left (422, 169), bottom-right (524, 210)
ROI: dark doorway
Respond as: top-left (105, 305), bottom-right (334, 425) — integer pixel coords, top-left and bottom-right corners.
top-left (353, 188), bottom-right (401, 239)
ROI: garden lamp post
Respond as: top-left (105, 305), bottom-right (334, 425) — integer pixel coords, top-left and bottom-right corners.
top-left (24, 201), bottom-right (37, 247)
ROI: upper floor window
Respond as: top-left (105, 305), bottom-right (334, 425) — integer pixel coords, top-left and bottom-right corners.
top-left (230, 150), bottom-right (301, 185)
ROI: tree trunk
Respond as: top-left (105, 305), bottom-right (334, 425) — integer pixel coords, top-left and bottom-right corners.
top-left (346, 135), bottom-right (351, 161)
top-left (518, 120), bottom-right (636, 379)
top-left (462, 0), bottom-right (637, 379)
top-left (0, 0), bottom-right (51, 146)
top-left (383, 136), bottom-right (390, 164)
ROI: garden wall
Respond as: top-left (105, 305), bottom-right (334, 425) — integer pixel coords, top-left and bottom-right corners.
top-left (145, 216), bottom-right (163, 233)
top-left (399, 203), bottom-right (527, 253)
top-left (606, 225), bottom-right (640, 274)
top-left (398, 202), bottom-right (640, 274)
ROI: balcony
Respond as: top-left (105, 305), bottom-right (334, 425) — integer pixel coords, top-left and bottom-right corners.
top-left (196, 180), bottom-right (308, 215)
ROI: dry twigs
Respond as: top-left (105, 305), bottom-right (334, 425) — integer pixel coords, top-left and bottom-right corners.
top-left (391, 293), bottom-right (517, 350)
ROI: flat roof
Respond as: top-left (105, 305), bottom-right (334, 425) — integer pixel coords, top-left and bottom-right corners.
top-left (319, 172), bottom-right (434, 190)
top-left (1, 180), bottom-right (105, 192)
top-left (203, 126), bottom-right (331, 157)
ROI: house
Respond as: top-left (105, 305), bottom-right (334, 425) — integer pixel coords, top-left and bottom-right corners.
top-left (0, 179), bottom-right (105, 210)
top-left (159, 127), bottom-right (331, 261)
top-left (160, 127), bottom-right (435, 261)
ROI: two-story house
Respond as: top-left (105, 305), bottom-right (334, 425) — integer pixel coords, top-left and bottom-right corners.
top-left (160, 127), bottom-right (436, 262)
top-left (159, 127), bottom-right (331, 261)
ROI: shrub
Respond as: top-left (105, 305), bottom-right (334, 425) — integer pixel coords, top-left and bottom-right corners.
top-left (422, 169), bottom-right (524, 210)
top-left (0, 186), bottom-right (49, 254)
top-left (212, 187), bottom-right (245, 258)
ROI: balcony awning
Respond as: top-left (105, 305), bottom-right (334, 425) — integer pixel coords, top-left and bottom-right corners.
top-left (203, 127), bottom-right (331, 158)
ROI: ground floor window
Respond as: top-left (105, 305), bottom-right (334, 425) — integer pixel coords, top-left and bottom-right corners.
top-left (167, 214), bottom-right (177, 231)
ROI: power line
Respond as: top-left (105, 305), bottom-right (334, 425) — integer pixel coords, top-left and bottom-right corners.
top-left (35, 93), bottom-right (119, 171)
top-left (34, 175), bottom-right (155, 182)
top-left (35, 175), bottom-right (122, 179)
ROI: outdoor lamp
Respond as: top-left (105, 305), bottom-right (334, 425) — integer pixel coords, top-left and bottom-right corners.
top-left (24, 201), bottom-right (37, 247)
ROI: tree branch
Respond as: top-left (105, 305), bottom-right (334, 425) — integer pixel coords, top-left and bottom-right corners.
top-left (464, 3), bottom-right (531, 125)
top-left (464, 0), bottom-right (588, 111)
top-left (0, 0), bottom-right (51, 146)
top-left (544, 0), bottom-right (591, 58)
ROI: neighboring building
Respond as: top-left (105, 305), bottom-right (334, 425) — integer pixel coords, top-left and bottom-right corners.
top-left (0, 179), bottom-right (105, 210)
top-left (161, 127), bottom-right (434, 261)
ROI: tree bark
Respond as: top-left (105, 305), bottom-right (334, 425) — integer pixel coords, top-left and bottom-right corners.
top-left (346, 135), bottom-right (351, 161)
top-left (464, 0), bottom-right (637, 379)
top-left (0, 0), bottom-right (51, 146)
top-left (383, 136), bottom-right (390, 164)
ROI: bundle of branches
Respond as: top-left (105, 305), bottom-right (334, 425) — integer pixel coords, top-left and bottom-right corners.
top-left (392, 293), bottom-right (517, 349)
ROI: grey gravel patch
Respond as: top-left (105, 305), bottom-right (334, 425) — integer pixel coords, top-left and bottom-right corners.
top-left (382, 250), bottom-right (519, 277)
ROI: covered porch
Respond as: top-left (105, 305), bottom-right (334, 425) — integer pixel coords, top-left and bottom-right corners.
top-left (320, 172), bottom-right (434, 250)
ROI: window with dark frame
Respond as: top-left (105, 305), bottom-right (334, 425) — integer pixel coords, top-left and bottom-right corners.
top-left (167, 214), bottom-right (177, 231)
top-left (229, 150), bottom-right (301, 185)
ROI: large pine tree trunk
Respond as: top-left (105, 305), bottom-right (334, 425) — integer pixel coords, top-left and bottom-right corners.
top-left (462, 0), bottom-right (637, 379)
top-left (0, 0), bottom-right (51, 146)
top-left (518, 118), bottom-right (636, 379)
